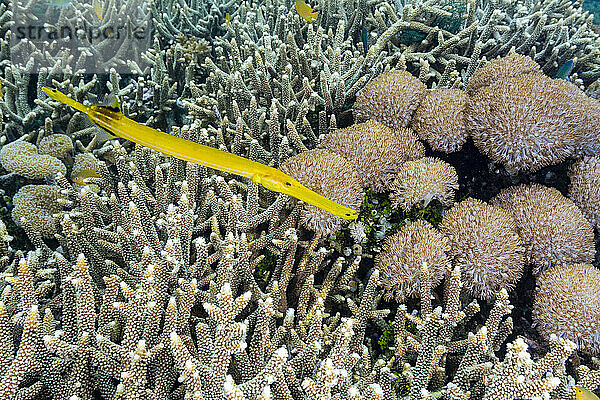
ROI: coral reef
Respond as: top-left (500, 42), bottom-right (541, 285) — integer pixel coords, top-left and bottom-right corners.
top-left (11, 184), bottom-right (64, 239)
top-left (374, 220), bottom-right (450, 302)
top-left (389, 157), bottom-right (458, 212)
top-left (353, 70), bottom-right (426, 132)
top-left (468, 73), bottom-right (580, 173)
top-left (439, 198), bottom-right (525, 300)
top-left (492, 184), bottom-right (595, 272)
top-left (533, 263), bottom-right (600, 355)
top-left (465, 52), bottom-right (543, 94)
top-left (0, 140), bottom-right (66, 179)
top-left (280, 148), bottom-right (363, 236)
top-left (569, 156), bottom-right (600, 230)
top-left (412, 88), bottom-right (469, 153)
top-left (1, 0), bottom-right (600, 399)
top-left (321, 121), bottom-right (425, 192)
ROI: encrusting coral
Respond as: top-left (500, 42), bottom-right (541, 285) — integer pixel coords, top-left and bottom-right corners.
top-left (492, 184), bottom-right (595, 272)
top-left (412, 88), bottom-right (469, 153)
top-left (280, 149), bottom-right (363, 236)
top-left (353, 70), bottom-right (427, 133)
top-left (465, 52), bottom-right (543, 94)
top-left (320, 121), bottom-right (425, 192)
top-left (569, 156), bottom-right (600, 230)
top-left (533, 263), bottom-right (600, 355)
top-left (37, 134), bottom-right (74, 162)
top-left (374, 220), bottom-right (450, 302)
top-left (467, 52), bottom-right (600, 173)
top-left (0, 140), bottom-right (67, 179)
top-left (467, 72), bottom-right (580, 173)
top-left (439, 198), bottom-right (525, 300)
top-left (389, 157), bottom-right (458, 212)
top-left (11, 185), bottom-right (65, 239)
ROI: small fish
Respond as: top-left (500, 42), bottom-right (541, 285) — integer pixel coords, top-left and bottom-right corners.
top-left (42, 0), bottom-right (71, 7)
top-left (295, 0), bottom-right (317, 21)
top-left (225, 12), bottom-right (230, 27)
top-left (555, 59), bottom-right (574, 80)
top-left (361, 28), bottom-right (369, 55)
top-left (577, 387), bottom-right (600, 400)
top-left (72, 169), bottom-right (101, 185)
top-left (93, 0), bottom-right (103, 20)
top-left (42, 87), bottom-right (359, 219)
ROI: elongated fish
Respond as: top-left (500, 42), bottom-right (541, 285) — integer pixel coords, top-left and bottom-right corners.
top-left (42, 87), bottom-right (358, 220)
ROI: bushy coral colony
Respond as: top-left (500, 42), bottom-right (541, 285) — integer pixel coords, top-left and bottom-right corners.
top-left (1, 0), bottom-right (600, 399)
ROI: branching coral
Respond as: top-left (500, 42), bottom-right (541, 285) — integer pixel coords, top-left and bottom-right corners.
top-left (368, 0), bottom-right (600, 85)
top-left (321, 121), bottom-right (425, 192)
top-left (439, 198), bottom-right (525, 300)
top-left (389, 157), bottom-right (458, 212)
top-left (482, 335), bottom-right (575, 400)
top-left (492, 184), bottom-right (595, 272)
top-left (533, 263), bottom-right (600, 355)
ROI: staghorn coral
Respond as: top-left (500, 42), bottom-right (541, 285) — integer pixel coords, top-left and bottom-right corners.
top-left (569, 156), bottom-right (600, 230)
top-left (492, 184), bottom-right (595, 272)
top-left (9, 0), bottom-right (152, 74)
top-left (389, 157), bottom-right (458, 212)
top-left (321, 121), bottom-right (425, 192)
top-left (482, 335), bottom-right (575, 400)
top-left (183, 4), bottom-right (406, 169)
top-left (467, 72), bottom-right (581, 173)
top-left (280, 149), bottom-right (363, 236)
top-left (532, 263), bottom-right (600, 355)
top-left (353, 70), bottom-right (427, 133)
top-left (367, 0), bottom-right (600, 86)
top-left (374, 220), bottom-right (450, 302)
top-left (412, 88), bottom-right (469, 153)
top-left (439, 198), bottom-right (525, 300)
top-left (0, 140), bottom-right (66, 179)
top-left (11, 185), bottom-right (65, 239)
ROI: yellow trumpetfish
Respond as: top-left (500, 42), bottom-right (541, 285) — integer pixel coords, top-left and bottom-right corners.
top-left (295, 0), bottom-right (317, 21)
top-left (42, 87), bottom-right (358, 219)
top-left (577, 387), bottom-right (600, 400)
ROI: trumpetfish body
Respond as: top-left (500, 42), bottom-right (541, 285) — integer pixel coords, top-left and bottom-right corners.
top-left (42, 87), bottom-right (358, 219)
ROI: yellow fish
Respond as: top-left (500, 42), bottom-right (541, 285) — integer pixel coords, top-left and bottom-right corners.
top-left (225, 12), bottom-right (230, 27)
top-left (295, 0), bottom-right (317, 21)
top-left (42, 87), bottom-right (358, 220)
top-left (93, 0), bottom-right (103, 20)
top-left (72, 168), bottom-right (101, 185)
top-left (577, 387), bottom-right (600, 400)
